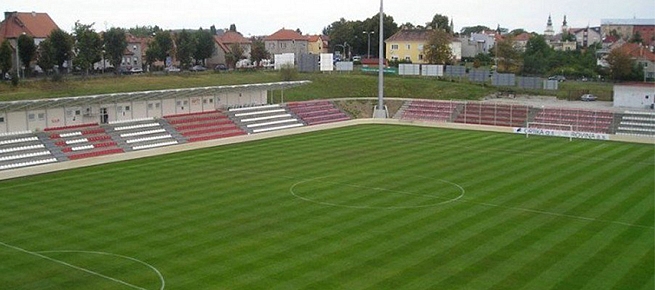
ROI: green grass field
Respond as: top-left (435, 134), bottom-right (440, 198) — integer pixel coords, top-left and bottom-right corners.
top-left (0, 124), bottom-right (652, 289)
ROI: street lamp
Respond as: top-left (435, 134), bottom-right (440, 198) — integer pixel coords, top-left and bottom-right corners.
top-left (363, 31), bottom-right (374, 58)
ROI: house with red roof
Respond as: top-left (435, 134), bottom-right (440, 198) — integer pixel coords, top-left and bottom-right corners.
top-left (0, 11), bottom-right (59, 74)
top-left (307, 35), bottom-right (328, 55)
top-left (264, 28), bottom-right (308, 62)
top-left (207, 30), bottom-right (252, 68)
top-left (616, 42), bottom-right (655, 81)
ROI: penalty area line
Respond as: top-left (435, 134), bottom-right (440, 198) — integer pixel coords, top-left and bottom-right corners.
top-left (0, 241), bottom-right (149, 290)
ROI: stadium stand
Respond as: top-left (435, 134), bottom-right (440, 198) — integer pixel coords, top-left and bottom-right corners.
top-left (46, 123), bottom-right (124, 160)
top-left (532, 108), bottom-right (614, 133)
top-left (286, 101), bottom-right (351, 125)
top-left (105, 118), bottom-right (179, 151)
top-left (615, 111), bottom-right (655, 137)
top-left (454, 103), bottom-right (530, 127)
top-left (227, 104), bottom-right (304, 133)
top-left (399, 100), bottom-right (459, 122)
top-left (164, 110), bottom-right (246, 142)
top-left (0, 131), bottom-right (58, 170)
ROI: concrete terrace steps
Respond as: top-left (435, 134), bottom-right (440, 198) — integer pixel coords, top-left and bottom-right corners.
top-left (615, 111), bottom-right (655, 137)
top-left (228, 104), bottom-right (305, 134)
top-left (104, 118), bottom-right (179, 151)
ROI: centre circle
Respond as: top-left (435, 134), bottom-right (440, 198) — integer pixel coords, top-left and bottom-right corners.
top-left (290, 174), bottom-right (465, 209)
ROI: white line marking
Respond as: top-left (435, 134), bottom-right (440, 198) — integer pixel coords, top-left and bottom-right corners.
top-left (460, 199), bottom-right (654, 230)
top-left (289, 175), bottom-right (465, 209)
top-left (0, 242), bottom-right (165, 290)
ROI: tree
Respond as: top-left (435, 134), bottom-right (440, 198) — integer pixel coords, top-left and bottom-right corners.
top-left (630, 31), bottom-right (643, 43)
top-left (0, 40), bottom-right (12, 78)
top-left (225, 43), bottom-right (244, 69)
top-left (522, 35), bottom-right (552, 75)
top-left (36, 39), bottom-right (54, 74)
top-left (146, 31), bottom-right (173, 69)
top-left (424, 29), bottom-right (453, 64)
top-left (509, 28), bottom-right (527, 36)
top-left (606, 48), bottom-right (635, 81)
top-left (175, 30), bottom-right (194, 69)
top-left (429, 14), bottom-right (451, 33)
top-left (73, 21), bottom-right (103, 75)
top-left (494, 35), bottom-right (522, 73)
top-left (460, 25), bottom-right (490, 36)
top-left (49, 29), bottom-right (73, 72)
top-left (250, 38), bottom-right (269, 65)
top-left (103, 27), bottom-right (127, 73)
top-left (17, 34), bottom-right (36, 77)
top-left (194, 29), bottom-right (215, 65)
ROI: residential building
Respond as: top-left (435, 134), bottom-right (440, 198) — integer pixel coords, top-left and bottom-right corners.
top-left (601, 19), bottom-right (655, 41)
top-left (0, 11), bottom-right (59, 75)
top-left (385, 28), bottom-right (462, 63)
top-left (264, 28), bottom-right (308, 62)
top-left (307, 35), bottom-right (328, 55)
top-left (386, 28), bottom-right (431, 63)
top-left (513, 32), bottom-right (531, 51)
top-left (571, 27), bottom-right (602, 48)
top-left (207, 30), bottom-right (252, 68)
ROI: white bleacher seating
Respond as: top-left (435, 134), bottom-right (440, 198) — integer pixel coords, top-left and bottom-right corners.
top-left (0, 158), bottom-right (58, 170)
top-left (132, 141), bottom-right (179, 151)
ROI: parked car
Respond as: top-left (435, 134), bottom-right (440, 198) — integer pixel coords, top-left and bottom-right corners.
top-left (165, 66), bottom-right (181, 72)
top-left (129, 67), bottom-right (144, 74)
top-left (190, 65), bottom-right (207, 72)
top-left (580, 94), bottom-right (597, 101)
top-left (352, 55), bottom-right (362, 62)
top-left (214, 64), bottom-right (228, 71)
top-left (548, 75), bottom-right (566, 82)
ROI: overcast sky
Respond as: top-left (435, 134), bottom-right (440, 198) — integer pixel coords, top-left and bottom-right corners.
top-left (3, 0), bottom-right (654, 36)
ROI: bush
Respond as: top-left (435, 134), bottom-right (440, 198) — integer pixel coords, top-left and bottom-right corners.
top-left (279, 64), bottom-right (298, 81)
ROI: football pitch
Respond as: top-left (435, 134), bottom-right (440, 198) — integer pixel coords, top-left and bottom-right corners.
top-left (0, 124), bottom-right (653, 289)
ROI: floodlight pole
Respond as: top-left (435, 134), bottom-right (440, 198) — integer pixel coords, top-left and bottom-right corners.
top-left (373, 0), bottom-right (388, 118)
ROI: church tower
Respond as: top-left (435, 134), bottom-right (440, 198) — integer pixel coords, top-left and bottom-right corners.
top-left (545, 14), bottom-right (555, 36)
top-left (562, 15), bottom-right (569, 33)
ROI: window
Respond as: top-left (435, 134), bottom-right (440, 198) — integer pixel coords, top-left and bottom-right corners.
top-left (155, 103), bottom-right (161, 109)
top-left (405, 56), bottom-right (411, 61)
top-left (203, 99), bottom-right (208, 104)
top-left (66, 110), bottom-right (73, 117)
top-left (176, 101), bottom-right (182, 106)
top-left (28, 113), bottom-right (35, 121)
top-left (148, 103), bottom-right (154, 109)
top-left (391, 56), bottom-right (399, 61)
top-left (391, 44), bottom-right (399, 50)
top-left (418, 44), bottom-right (424, 50)
top-left (75, 110), bottom-right (81, 116)
top-left (419, 54), bottom-right (424, 61)
top-left (209, 99), bottom-right (213, 103)
top-left (117, 106), bottom-right (123, 112)
top-left (0, 116), bottom-right (4, 123)
top-left (183, 100), bottom-right (188, 106)
top-left (125, 106), bottom-right (130, 111)
top-left (38, 113), bottom-right (45, 121)
top-left (406, 44), bottom-right (411, 50)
